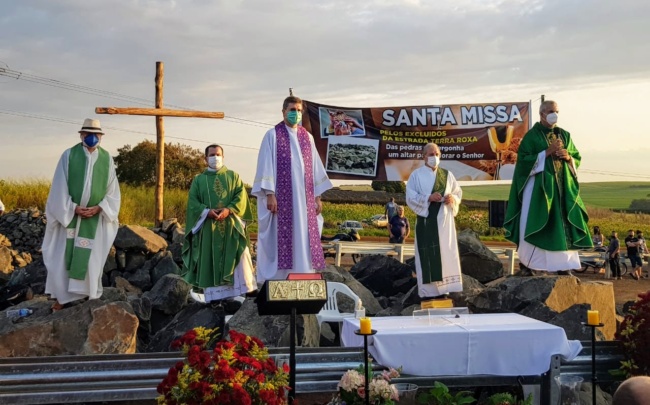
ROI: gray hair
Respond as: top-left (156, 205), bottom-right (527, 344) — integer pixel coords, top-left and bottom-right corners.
top-left (539, 100), bottom-right (557, 114)
top-left (422, 143), bottom-right (439, 155)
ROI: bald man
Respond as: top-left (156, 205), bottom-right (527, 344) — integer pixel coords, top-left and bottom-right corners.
top-left (613, 376), bottom-right (650, 405)
top-left (503, 100), bottom-right (592, 274)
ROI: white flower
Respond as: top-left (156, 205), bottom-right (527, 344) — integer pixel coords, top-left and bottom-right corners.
top-left (338, 369), bottom-right (364, 392)
top-left (369, 378), bottom-right (393, 401)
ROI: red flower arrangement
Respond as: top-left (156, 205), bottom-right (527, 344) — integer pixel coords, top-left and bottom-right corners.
top-left (157, 327), bottom-right (290, 405)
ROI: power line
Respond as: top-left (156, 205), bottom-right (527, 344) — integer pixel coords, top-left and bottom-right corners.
top-left (0, 66), bottom-right (273, 129)
top-left (3, 66), bottom-right (647, 180)
top-left (3, 108), bottom-right (649, 181)
top-left (0, 108), bottom-right (260, 151)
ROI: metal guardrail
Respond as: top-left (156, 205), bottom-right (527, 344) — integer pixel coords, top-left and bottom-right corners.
top-left (0, 341), bottom-right (625, 405)
top-left (0, 347), bottom-right (367, 405)
top-left (547, 340), bottom-right (625, 405)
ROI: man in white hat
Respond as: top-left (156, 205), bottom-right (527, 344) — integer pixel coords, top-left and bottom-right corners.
top-left (42, 118), bottom-right (121, 311)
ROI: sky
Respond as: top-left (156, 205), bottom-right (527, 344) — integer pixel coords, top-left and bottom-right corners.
top-left (1, 0), bottom-right (649, 186)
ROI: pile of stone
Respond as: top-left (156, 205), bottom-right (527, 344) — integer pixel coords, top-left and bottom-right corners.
top-left (326, 143), bottom-right (377, 175)
top-left (0, 209), bottom-right (43, 279)
top-left (0, 216), bottom-right (623, 358)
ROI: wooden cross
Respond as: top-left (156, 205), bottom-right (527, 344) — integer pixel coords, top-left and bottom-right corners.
top-left (95, 61), bottom-right (224, 227)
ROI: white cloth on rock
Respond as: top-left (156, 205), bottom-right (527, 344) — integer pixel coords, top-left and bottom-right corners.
top-left (406, 166), bottom-right (463, 297)
top-left (43, 146), bottom-right (121, 304)
top-left (252, 125), bottom-right (332, 282)
top-left (518, 151), bottom-right (581, 272)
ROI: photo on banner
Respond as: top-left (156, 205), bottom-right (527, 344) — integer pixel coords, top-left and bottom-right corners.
top-left (325, 136), bottom-right (379, 177)
top-left (303, 100), bottom-right (531, 182)
top-left (318, 107), bottom-right (366, 137)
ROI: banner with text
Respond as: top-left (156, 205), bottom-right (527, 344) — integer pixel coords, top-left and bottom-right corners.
top-left (302, 100), bottom-right (530, 181)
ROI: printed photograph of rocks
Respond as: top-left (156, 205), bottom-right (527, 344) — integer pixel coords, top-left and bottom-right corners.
top-left (326, 138), bottom-right (379, 176)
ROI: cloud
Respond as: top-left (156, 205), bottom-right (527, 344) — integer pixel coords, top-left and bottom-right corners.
top-left (1, 0), bottom-right (649, 182)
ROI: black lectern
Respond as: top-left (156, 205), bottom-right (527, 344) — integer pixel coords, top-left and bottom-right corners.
top-left (256, 275), bottom-right (327, 404)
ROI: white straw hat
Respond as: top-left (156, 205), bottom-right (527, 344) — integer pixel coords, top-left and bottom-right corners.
top-left (78, 118), bottom-right (104, 134)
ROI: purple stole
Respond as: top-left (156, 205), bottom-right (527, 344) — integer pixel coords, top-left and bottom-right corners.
top-left (275, 123), bottom-right (326, 271)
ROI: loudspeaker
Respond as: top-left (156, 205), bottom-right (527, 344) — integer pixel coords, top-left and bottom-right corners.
top-left (488, 200), bottom-right (508, 228)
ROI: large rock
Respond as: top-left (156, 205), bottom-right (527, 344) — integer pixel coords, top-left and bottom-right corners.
top-left (151, 252), bottom-right (180, 285)
top-left (321, 266), bottom-right (383, 315)
top-left (350, 255), bottom-right (414, 297)
top-left (469, 276), bottom-right (616, 339)
top-left (449, 274), bottom-right (486, 307)
top-left (124, 267), bottom-right (152, 291)
top-left (228, 298), bottom-right (319, 347)
top-left (161, 218), bottom-right (179, 234)
top-left (168, 242), bottom-right (183, 264)
top-left (143, 274), bottom-right (191, 315)
top-left (147, 302), bottom-right (226, 352)
top-left (8, 258), bottom-right (47, 295)
top-left (172, 227), bottom-right (185, 245)
top-left (103, 246), bottom-right (117, 274)
top-left (84, 302), bottom-right (139, 354)
top-left (0, 297), bottom-right (138, 357)
top-left (114, 276), bottom-right (143, 299)
top-left (457, 229), bottom-right (504, 283)
top-left (0, 246), bottom-right (13, 277)
top-left (114, 225), bottom-right (168, 253)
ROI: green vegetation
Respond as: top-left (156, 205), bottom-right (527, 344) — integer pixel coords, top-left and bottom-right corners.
top-left (462, 182), bottom-right (650, 211)
top-left (371, 180), bottom-right (406, 193)
top-left (2, 180), bottom-right (650, 240)
top-left (114, 140), bottom-right (205, 189)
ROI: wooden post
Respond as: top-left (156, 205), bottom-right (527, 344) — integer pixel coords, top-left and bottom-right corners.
top-left (155, 62), bottom-right (164, 227)
top-left (95, 62), bottom-right (224, 226)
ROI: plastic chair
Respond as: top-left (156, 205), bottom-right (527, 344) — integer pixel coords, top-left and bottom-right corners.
top-left (316, 282), bottom-right (360, 332)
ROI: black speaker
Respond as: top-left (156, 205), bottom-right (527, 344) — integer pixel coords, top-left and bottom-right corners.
top-left (488, 200), bottom-right (508, 228)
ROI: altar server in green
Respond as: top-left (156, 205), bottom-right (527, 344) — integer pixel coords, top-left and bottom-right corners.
top-left (406, 143), bottom-right (463, 298)
top-left (182, 144), bottom-right (256, 302)
top-left (43, 119), bottom-right (121, 312)
top-left (503, 100), bottom-right (592, 273)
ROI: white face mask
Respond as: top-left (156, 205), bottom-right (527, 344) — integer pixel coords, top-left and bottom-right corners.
top-left (545, 112), bottom-right (558, 125)
top-left (427, 155), bottom-right (440, 168)
top-left (207, 155), bottom-right (223, 170)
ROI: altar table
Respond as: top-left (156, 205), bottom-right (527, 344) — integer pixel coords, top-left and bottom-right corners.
top-left (341, 313), bottom-right (582, 376)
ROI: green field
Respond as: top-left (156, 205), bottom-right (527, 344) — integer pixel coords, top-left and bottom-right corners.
top-left (462, 181), bottom-right (650, 210)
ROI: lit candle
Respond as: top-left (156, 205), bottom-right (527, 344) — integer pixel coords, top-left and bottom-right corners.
top-left (587, 310), bottom-right (600, 326)
top-left (359, 317), bottom-right (372, 334)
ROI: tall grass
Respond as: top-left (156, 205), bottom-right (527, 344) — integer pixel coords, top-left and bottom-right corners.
top-left (2, 179), bottom-right (649, 239)
top-left (0, 179), bottom-right (51, 211)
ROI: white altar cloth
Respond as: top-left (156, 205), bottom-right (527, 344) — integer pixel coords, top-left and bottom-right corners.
top-left (341, 313), bottom-right (582, 377)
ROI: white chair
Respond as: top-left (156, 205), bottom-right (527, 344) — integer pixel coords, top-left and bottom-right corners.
top-left (316, 282), bottom-right (361, 333)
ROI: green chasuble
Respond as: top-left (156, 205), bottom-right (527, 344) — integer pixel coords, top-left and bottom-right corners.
top-left (416, 168), bottom-right (447, 283)
top-left (182, 167), bottom-right (253, 288)
top-left (503, 122), bottom-right (592, 251)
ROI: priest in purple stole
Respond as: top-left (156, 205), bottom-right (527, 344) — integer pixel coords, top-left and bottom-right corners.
top-left (253, 96), bottom-right (333, 282)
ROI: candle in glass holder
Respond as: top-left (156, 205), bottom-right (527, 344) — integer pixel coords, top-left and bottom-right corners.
top-left (359, 317), bottom-right (372, 334)
top-left (587, 310), bottom-right (600, 326)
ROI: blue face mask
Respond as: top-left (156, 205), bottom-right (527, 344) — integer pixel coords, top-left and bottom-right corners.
top-left (83, 134), bottom-right (100, 148)
top-left (286, 111), bottom-right (302, 126)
